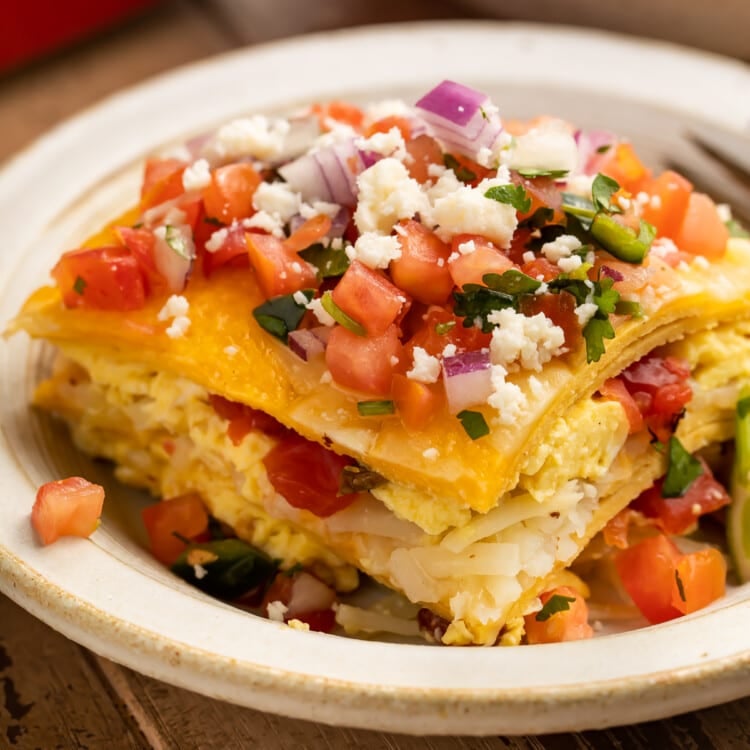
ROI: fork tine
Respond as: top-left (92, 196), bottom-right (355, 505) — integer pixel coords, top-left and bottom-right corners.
top-left (688, 123), bottom-right (750, 181)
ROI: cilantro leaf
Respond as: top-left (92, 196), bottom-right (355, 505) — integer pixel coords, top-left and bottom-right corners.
top-left (591, 173), bottom-right (621, 213)
top-left (727, 218), bottom-right (750, 239)
top-left (252, 290), bottom-right (313, 343)
top-left (299, 242), bottom-right (351, 279)
top-left (443, 154), bottom-right (476, 183)
top-left (73, 276), bottom-right (87, 296)
top-left (596, 144), bottom-right (613, 154)
top-left (457, 410), bottom-right (490, 440)
top-left (435, 320), bottom-right (456, 335)
top-left (340, 465), bottom-right (387, 494)
top-left (591, 276), bottom-right (619, 315)
top-left (535, 594), bottom-right (577, 622)
top-left (356, 400), bottom-right (395, 417)
top-left (614, 300), bottom-right (644, 318)
top-left (482, 269), bottom-right (542, 296)
top-left (662, 436), bottom-right (703, 498)
top-left (674, 569), bottom-right (686, 603)
top-left (517, 168), bottom-right (569, 179)
top-left (582, 316), bottom-right (615, 364)
top-left (484, 184), bottom-right (532, 214)
top-left (520, 206), bottom-right (554, 229)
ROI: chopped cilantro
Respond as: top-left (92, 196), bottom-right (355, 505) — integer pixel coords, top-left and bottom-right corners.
top-left (479, 106), bottom-right (489, 121)
top-left (164, 225), bottom-right (192, 259)
top-left (662, 436), bottom-right (703, 498)
top-left (457, 410), bottom-right (490, 440)
top-left (299, 242), bottom-right (351, 279)
top-left (283, 562), bottom-right (304, 577)
top-left (591, 173), bottom-right (621, 213)
top-left (252, 290), bottom-right (313, 343)
top-left (483, 269), bottom-right (542, 296)
top-left (516, 168), bottom-right (569, 179)
top-left (520, 207), bottom-right (555, 229)
top-left (73, 276), bottom-right (87, 296)
top-left (674, 569), bottom-right (687, 603)
top-left (340, 465), bottom-right (387, 494)
top-left (443, 154), bottom-right (476, 183)
top-left (321, 291), bottom-right (367, 336)
top-left (727, 219), bottom-right (750, 239)
top-left (535, 594), bottom-right (577, 622)
top-left (204, 216), bottom-right (225, 227)
top-left (596, 144), bottom-right (613, 154)
top-left (484, 184), bottom-right (532, 214)
top-left (582, 317), bottom-right (615, 364)
top-left (435, 320), bottom-right (456, 335)
top-left (614, 300), bottom-right (644, 318)
top-left (357, 400), bottom-right (395, 417)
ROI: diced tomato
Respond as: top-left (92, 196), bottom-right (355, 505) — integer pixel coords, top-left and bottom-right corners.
top-left (598, 142), bottom-right (651, 193)
top-left (521, 257), bottom-right (559, 282)
top-left (672, 192), bottom-right (729, 259)
top-left (208, 394), bottom-right (290, 444)
top-left (631, 459), bottom-right (731, 535)
top-left (332, 261), bottom-right (409, 337)
top-left (31, 477), bottom-right (105, 545)
top-left (523, 586), bottom-right (593, 645)
top-left (390, 220), bottom-right (453, 304)
top-left (116, 226), bottom-right (169, 295)
top-left (506, 227), bottom-right (535, 266)
top-left (246, 232), bottom-right (318, 298)
top-left (325, 324), bottom-right (403, 396)
top-left (261, 570), bottom-right (337, 632)
top-left (141, 494), bottom-right (209, 566)
top-left (311, 101), bottom-right (364, 131)
top-left (520, 291), bottom-right (581, 349)
top-left (366, 116), bottom-right (412, 140)
top-left (202, 163), bottom-right (262, 224)
top-left (392, 373), bottom-right (442, 430)
top-left (640, 170), bottom-right (693, 239)
top-left (404, 134), bottom-right (444, 183)
top-left (406, 307), bottom-right (491, 357)
top-left (201, 222), bottom-right (249, 277)
top-left (284, 214), bottom-right (332, 254)
top-left (140, 158), bottom-right (186, 210)
top-left (448, 234), bottom-right (517, 290)
top-left (510, 174), bottom-right (563, 223)
top-left (598, 378), bottom-right (645, 433)
top-left (52, 246), bottom-right (147, 310)
top-left (262, 433), bottom-right (358, 517)
top-left (615, 533), bottom-right (726, 624)
top-left (443, 152), bottom-right (492, 186)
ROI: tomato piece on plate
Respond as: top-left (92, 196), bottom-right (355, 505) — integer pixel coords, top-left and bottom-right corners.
top-left (510, 174), bottom-right (563, 223)
top-left (404, 134), bottom-right (444, 183)
top-left (598, 142), bottom-right (651, 193)
top-left (366, 115), bottom-right (412, 140)
top-left (311, 101), bottom-right (365, 131)
top-left (52, 246), bottom-right (147, 310)
top-left (446, 233), bottom-right (516, 291)
top-left (284, 214), bottom-right (332, 254)
top-left (116, 226), bottom-right (170, 296)
top-left (631, 460), bottom-right (731, 535)
top-left (246, 232), bottom-right (318, 298)
top-left (31, 477), bottom-right (105, 546)
top-left (520, 290), bottom-right (581, 349)
top-left (262, 434), bottom-right (358, 517)
top-left (325, 324), bottom-right (403, 396)
top-left (640, 170), bottom-right (693, 239)
top-left (521, 257), bottom-right (559, 282)
top-left (523, 586), bottom-right (593, 645)
top-left (406, 307), bottom-right (491, 357)
top-left (672, 547), bottom-right (726, 615)
top-left (673, 192), bottom-right (729, 259)
top-left (392, 373), bottom-right (442, 431)
top-left (332, 261), bottom-right (409, 336)
top-left (389, 220), bottom-right (454, 305)
top-left (142, 494), bottom-right (209, 566)
top-left (261, 570), bottom-right (337, 632)
top-left (208, 394), bottom-right (289, 443)
top-left (140, 158), bottom-right (186, 210)
top-left (201, 222), bottom-right (250, 276)
top-left (203, 163), bottom-right (262, 224)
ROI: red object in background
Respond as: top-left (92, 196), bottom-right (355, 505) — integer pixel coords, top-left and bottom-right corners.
top-left (0, 0), bottom-right (159, 72)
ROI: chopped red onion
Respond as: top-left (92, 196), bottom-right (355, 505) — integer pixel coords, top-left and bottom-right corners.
top-left (288, 329), bottom-right (326, 361)
top-left (285, 572), bottom-right (336, 618)
top-left (279, 139), bottom-right (364, 206)
top-left (274, 116), bottom-right (321, 162)
top-left (576, 129), bottom-right (617, 175)
top-left (415, 80), bottom-right (503, 162)
top-left (442, 350), bottom-right (493, 414)
top-left (600, 265), bottom-right (624, 282)
top-left (153, 224), bottom-right (194, 292)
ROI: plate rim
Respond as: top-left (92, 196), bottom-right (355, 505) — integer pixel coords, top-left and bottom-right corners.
top-left (2, 19), bottom-right (750, 735)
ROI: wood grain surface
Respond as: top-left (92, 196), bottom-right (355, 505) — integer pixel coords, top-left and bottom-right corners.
top-left (1, 1), bottom-right (749, 747)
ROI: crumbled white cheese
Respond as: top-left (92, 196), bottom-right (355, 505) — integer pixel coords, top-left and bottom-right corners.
top-left (157, 294), bottom-right (190, 321)
top-left (716, 203), bottom-right (732, 223)
top-left (522, 250), bottom-right (536, 264)
top-left (266, 600), bottom-right (289, 623)
top-left (192, 564), bottom-right (208, 580)
top-left (476, 131), bottom-right (513, 169)
top-left (354, 158), bottom-right (429, 234)
top-left (427, 162), bottom-right (447, 179)
top-left (457, 239), bottom-right (477, 255)
top-left (442, 343), bottom-right (457, 358)
top-left (488, 308), bottom-right (565, 372)
top-left (356, 126), bottom-right (407, 161)
top-left (243, 211), bottom-right (285, 238)
top-left (541, 234), bottom-right (582, 262)
top-left (182, 158), bottom-right (211, 191)
top-left (320, 371), bottom-right (333, 384)
top-left (306, 297), bottom-right (336, 327)
top-left (224, 345), bottom-right (239, 357)
top-left (557, 255), bottom-right (583, 273)
top-left (507, 120), bottom-right (578, 175)
top-left (650, 237), bottom-right (679, 259)
top-left (692, 255), bottom-right (710, 270)
top-left (347, 232), bottom-right (402, 269)
top-left (299, 200), bottom-right (341, 219)
top-left (575, 302), bottom-right (599, 326)
top-left (214, 115), bottom-right (290, 160)
top-left (617, 195), bottom-right (632, 211)
top-left (565, 173), bottom-right (595, 196)
top-left (364, 98), bottom-right (411, 124)
top-left (649, 194), bottom-right (662, 210)
top-left (425, 168), bottom-right (463, 203)
top-left (313, 119), bottom-right (358, 149)
top-left (252, 181), bottom-right (301, 222)
top-left (166, 316), bottom-right (191, 339)
top-left (287, 618), bottom-right (311, 631)
top-left (204, 227), bottom-right (229, 253)
top-left (292, 290), bottom-right (309, 305)
top-left (422, 447), bottom-right (439, 460)
top-left (488, 364), bottom-right (527, 424)
top-left (430, 176), bottom-right (518, 247)
top-left (406, 346), bottom-right (441, 384)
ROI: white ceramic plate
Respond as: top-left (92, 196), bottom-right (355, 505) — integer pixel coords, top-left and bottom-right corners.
top-left (2, 22), bottom-right (750, 736)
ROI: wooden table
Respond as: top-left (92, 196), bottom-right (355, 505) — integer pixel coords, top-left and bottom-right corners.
top-left (2, 2), bottom-right (750, 747)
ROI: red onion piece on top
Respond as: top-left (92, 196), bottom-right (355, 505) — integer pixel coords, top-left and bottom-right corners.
top-left (442, 350), bottom-right (493, 414)
top-left (288, 328), bottom-right (327, 361)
